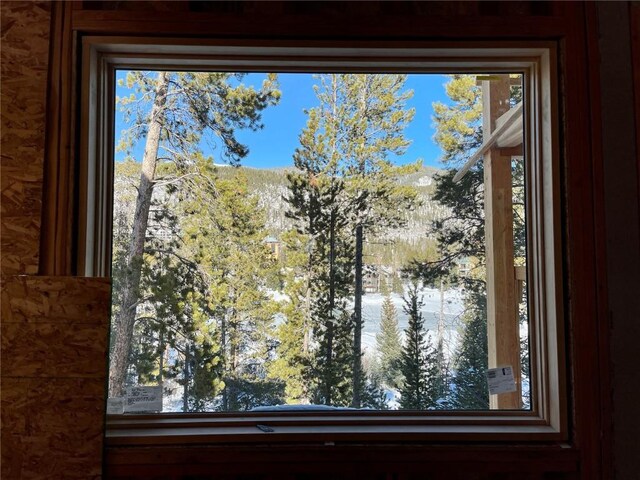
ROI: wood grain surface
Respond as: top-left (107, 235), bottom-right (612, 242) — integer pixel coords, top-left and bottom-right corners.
top-left (1, 276), bottom-right (110, 479)
top-left (0, 1), bottom-right (51, 276)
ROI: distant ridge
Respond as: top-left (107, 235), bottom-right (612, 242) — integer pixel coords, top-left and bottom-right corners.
top-left (216, 164), bottom-right (449, 254)
top-left (114, 161), bottom-right (450, 271)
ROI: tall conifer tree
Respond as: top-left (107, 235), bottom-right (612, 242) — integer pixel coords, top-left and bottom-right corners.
top-left (399, 282), bottom-right (437, 409)
top-left (180, 168), bottom-right (282, 410)
top-left (109, 71), bottom-right (280, 397)
top-left (267, 229), bottom-right (311, 403)
top-left (284, 74), bottom-right (420, 406)
top-left (412, 75), bottom-right (488, 409)
top-left (285, 103), bottom-right (355, 406)
top-left (338, 74), bottom-right (420, 407)
top-left (376, 292), bottom-right (403, 389)
top-left (449, 289), bottom-right (489, 409)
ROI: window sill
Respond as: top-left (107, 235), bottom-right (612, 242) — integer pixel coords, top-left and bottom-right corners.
top-left (106, 412), bottom-right (562, 446)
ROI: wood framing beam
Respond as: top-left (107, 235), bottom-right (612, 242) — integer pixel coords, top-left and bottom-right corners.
top-left (498, 146), bottom-right (524, 157)
top-left (483, 76), bottom-right (522, 410)
top-left (453, 101), bottom-right (522, 183)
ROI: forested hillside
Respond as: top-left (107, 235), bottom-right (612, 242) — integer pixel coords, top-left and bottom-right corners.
top-left (214, 164), bottom-right (448, 267)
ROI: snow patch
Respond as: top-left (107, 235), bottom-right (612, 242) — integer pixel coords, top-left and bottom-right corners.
top-left (416, 175), bottom-right (433, 186)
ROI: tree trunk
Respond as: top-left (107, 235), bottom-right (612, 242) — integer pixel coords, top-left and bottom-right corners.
top-left (323, 80), bottom-right (338, 405)
top-left (439, 278), bottom-right (445, 342)
top-left (324, 207), bottom-right (337, 405)
top-left (159, 334), bottom-right (164, 386)
top-left (351, 80), bottom-right (369, 408)
top-left (108, 72), bottom-right (170, 397)
top-left (221, 310), bottom-right (228, 411)
top-left (352, 223), bottom-right (364, 407)
top-left (227, 299), bottom-right (239, 410)
top-left (183, 343), bottom-right (190, 412)
top-left (303, 283), bottom-right (310, 354)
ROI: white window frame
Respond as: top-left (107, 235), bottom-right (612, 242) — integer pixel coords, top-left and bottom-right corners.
top-left (78, 37), bottom-right (566, 444)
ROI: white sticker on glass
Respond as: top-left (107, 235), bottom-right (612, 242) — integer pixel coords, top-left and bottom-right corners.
top-left (124, 385), bottom-right (163, 413)
top-left (106, 397), bottom-right (124, 414)
top-left (486, 366), bottom-right (517, 395)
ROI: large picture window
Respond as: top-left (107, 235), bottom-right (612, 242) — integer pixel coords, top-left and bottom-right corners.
top-left (78, 38), bottom-right (564, 442)
top-left (109, 70), bottom-right (529, 414)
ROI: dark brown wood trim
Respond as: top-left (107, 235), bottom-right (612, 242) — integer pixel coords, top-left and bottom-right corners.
top-left (559, 3), bottom-right (612, 480)
top-left (632, 3), bottom-right (640, 232)
top-left (584, 4), bottom-right (614, 479)
top-left (106, 443), bottom-right (579, 479)
top-left (70, 9), bottom-right (569, 39)
top-left (40, 2), bottom-right (77, 276)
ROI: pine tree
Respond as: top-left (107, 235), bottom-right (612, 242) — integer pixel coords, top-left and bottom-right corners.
top-left (359, 351), bottom-right (389, 409)
top-left (111, 160), bottom-right (225, 410)
top-left (109, 71), bottom-right (280, 397)
top-left (284, 101), bottom-right (355, 406)
top-left (450, 289), bottom-right (489, 409)
top-left (376, 292), bottom-right (403, 389)
top-left (361, 377), bottom-right (389, 410)
top-left (180, 168), bottom-right (282, 411)
top-left (117, 157), bottom-right (281, 412)
top-left (336, 74), bottom-right (421, 407)
top-left (430, 337), bottom-right (449, 406)
top-left (183, 303), bottom-right (224, 412)
top-left (391, 274), bottom-right (405, 295)
top-left (162, 288), bottom-right (223, 413)
top-left (398, 282), bottom-right (436, 410)
top-left (267, 229), bottom-right (311, 403)
top-left (409, 75), bottom-right (488, 409)
top-left (284, 74), bottom-right (421, 407)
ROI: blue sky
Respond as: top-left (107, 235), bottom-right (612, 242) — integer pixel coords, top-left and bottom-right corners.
top-left (114, 72), bottom-right (451, 169)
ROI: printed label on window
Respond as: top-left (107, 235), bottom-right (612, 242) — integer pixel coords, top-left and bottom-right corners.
top-left (107, 397), bottom-right (124, 414)
top-left (486, 366), bottom-right (517, 395)
top-left (124, 386), bottom-right (163, 413)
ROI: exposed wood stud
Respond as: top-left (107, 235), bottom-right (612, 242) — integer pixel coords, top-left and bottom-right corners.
top-left (483, 76), bottom-right (522, 410)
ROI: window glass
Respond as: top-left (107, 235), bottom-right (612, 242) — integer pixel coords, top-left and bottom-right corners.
top-left (108, 71), bottom-right (529, 413)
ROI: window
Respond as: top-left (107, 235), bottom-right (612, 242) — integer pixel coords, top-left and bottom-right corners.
top-left (79, 37), bottom-right (565, 442)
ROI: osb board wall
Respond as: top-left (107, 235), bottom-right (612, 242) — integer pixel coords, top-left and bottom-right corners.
top-left (1, 1), bottom-right (51, 275)
top-left (1, 276), bottom-right (111, 479)
top-left (0, 3), bottom-right (113, 479)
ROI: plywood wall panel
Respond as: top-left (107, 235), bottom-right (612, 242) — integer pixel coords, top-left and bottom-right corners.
top-left (1, 216), bottom-right (41, 275)
top-left (2, 322), bottom-right (109, 377)
top-left (1, 378), bottom-right (30, 436)
top-left (0, 1), bottom-right (51, 276)
top-left (1, 276), bottom-right (111, 323)
top-left (1, 164), bottom-right (44, 217)
top-left (1, 276), bottom-right (110, 480)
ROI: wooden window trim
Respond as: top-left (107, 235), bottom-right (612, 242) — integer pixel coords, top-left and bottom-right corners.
top-left (63, 36), bottom-right (567, 445)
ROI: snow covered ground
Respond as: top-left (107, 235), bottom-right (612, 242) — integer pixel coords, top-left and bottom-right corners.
top-left (359, 286), bottom-right (465, 352)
